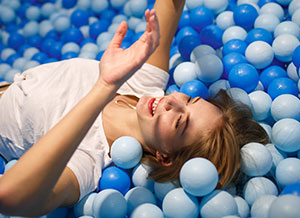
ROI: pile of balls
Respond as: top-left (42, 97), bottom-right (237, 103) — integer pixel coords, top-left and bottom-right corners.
top-left (1, 0), bottom-right (300, 217)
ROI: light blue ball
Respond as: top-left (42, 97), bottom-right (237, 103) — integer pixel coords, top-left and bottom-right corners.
top-left (78, 52), bottom-right (96, 60)
top-left (173, 62), bottom-right (197, 87)
top-left (154, 181), bottom-right (176, 201)
top-left (12, 57), bottom-right (28, 71)
top-left (200, 190), bottom-right (238, 218)
top-left (271, 118), bottom-right (300, 152)
top-left (203, 0), bottom-right (228, 14)
top-left (250, 194), bottom-right (277, 218)
top-left (254, 14), bottom-right (280, 33)
top-left (241, 142), bottom-right (273, 177)
top-left (226, 88), bottom-right (253, 109)
top-left (5, 69), bottom-right (20, 83)
top-left (39, 20), bottom-right (53, 38)
top-left (292, 8), bottom-right (300, 26)
top-left (96, 32), bottom-right (113, 46)
top-left (272, 34), bottom-right (300, 62)
top-left (162, 188), bottom-right (199, 218)
top-left (243, 177), bottom-right (278, 205)
top-left (62, 42), bottom-right (80, 55)
top-left (128, 17), bottom-right (143, 31)
top-left (2, 0), bottom-right (20, 11)
top-left (77, 0), bottom-right (91, 10)
top-left (26, 6), bottom-right (41, 21)
top-left (245, 41), bottom-right (274, 69)
top-left (81, 43), bottom-right (99, 55)
top-left (4, 159), bottom-right (18, 172)
top-left (130, 203), bottom-right (164, 218)
top-left (208, 79), bottom-right (230, 98)
top-left (23, 47), bottom-right (39, 60)
top-left (190, 44), bottom-right (216, 63)
top-left (260, 123), bottom-right (272, 138)
top-left (194, 54), bottom-right (223, 83)
top-left (271, 94), bottom-right (300, 121)
top-left (286, 62), bottom-right (299, 82)
top-left (216, 11), bottom-right (235, 30)
top-left (248, 90), bottom-right (272, 121)
top-left (91, 0), bottom-right (109, 15)
top-left (53, 15), bottom-right (71, 33)
top-left (23, 21), bottom-right (39, 37)
top-left (186, 0), bottom-right (204, 10)
top-left (23, 60), bottom-right (40, 71)
top-left (260, 2), bottom-right (284, 19)
top-left (112, 14), bottom-right (127, 24)
top-left (222, 26), bottom-right (247, 44)
top-left (110, 0), bottom-right (127, 9)
top-left (92, 189), bottom-right (127, 218)
top-left (0, 63), bottom-right (11, 79)
top-left (74, 192), bottom-right (97, 217)
top-left (111, 136), bottom-right (142, 169)
top-left (180, 157), bottom-right (218, 197)
top-left (129, 0), bottom-right (148, 18)
top-left (289, 0), bottom-right (300, 15)
top-left (125, 187), bottom-right (156, 215)
top-left (132, 163), bottom-right (154, 192)
top-left (41, 3), bottom-right (56, 18)
top-left (276, 158), bottom-right (300, 187)
top-left (234, 196), bottom-right (249, 218)
top-left (268, 195), bottom-right (300, 218)
top-left (0, 6), bottom-right (15, 24)
top-left (265, 143), bottom-right (287, 171)
top-left (274, 21), bottom-right (300, 38)
top-left (1, 48), bottom-right (16, 61)
top-left (134, 21), bottom-right (147, 34)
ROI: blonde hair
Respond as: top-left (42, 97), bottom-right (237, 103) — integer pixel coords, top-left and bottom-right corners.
top-left (141, 90), bottom-right (270, 188)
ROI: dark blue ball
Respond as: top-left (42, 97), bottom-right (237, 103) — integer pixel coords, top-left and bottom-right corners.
top-left (292, 45), bottom-right (300, 68)
top-left (131, 32), bottom-right (144, 44)
top-left (180, 80), bottom-right (209, 99)
top-left (48, 41), bottom-right (63, 59)
top-left (258, 0), bottom-right (275, 7)
top-left (6, 24), bottom-right (20, 33)
top-left (190, 6), bottom-right (214, 33)
top-left (95, 51), bottom-right (105, 61)
top-left (123, 29), bottom-right (134, 43)
top-left (18, 44), bottom-right (31, 55)
top-left (62, 0), bottom-right (77, 9)
top-left (89, 19), bottom-right (110, 40)
top-left (233, 4), bottom-right (259, 30)
top-left (32, 52), bottom-right (48, 63)
top-left (121, 41), bottom-right (131, 49)
top-left (61, 51), bottom-right (78, 60)
top-left (61, 27), bottom-right (84, 44)
top-left (6, 53), bottom-right (21, 66)
top-left (223, 52), bottom-right (248, 79)
top-left (178, 10), bottom-right (190, 29)
top-left (175, 26), bottom-right (199, 45)
top-left (99, 166), bottom-right (131, 195)
top-left (17, 4), bottom-right (30, 20)
top-left (281, 183), bottom-right (300, 197)
top-left (0, 156), bottom-right (5, 174)
top-left (260, 65), bottom-right (287, 90)
top-left (267, 77), bottom-right (299, 100)
top-left (41, 38), bottom-right (56, 54)
top-left (222, 39), bottom-right (247, 56)
top-left (8, 32), bottom-right (26, 50)
top-left (199, 25), bottom-right (223, 49)
top-left (44, 58), bottom-right (58, 63)
top-left (101, 9), bottom-right (117, 22)
top-left (245, 28), bottom-right (273, 45)
top-left (28, 35), bottom-right (43, 49)
top-left (71, 9), bottom-right (89, 28)
top-left (80, 38), bottom-right (96, 47)
top-left (178, 35), bottom-right (201, 60)
top-left (45, 29), bottom-right (60, 40)
top-left (170, 46), bottom-right (179, 57)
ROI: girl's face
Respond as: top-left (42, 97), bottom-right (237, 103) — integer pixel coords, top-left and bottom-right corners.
top-left (136, 92), bottom-right (223, 155)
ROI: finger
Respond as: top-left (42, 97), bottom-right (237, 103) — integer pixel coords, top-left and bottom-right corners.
top-left (107, 21), bottom-right (128, 49)
top-left (148, 11), bottom-right (160, 48)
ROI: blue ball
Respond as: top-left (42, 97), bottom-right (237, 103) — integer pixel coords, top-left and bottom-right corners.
top-left (245, 28), bottom-right (273, 45)
top-left (71, 9), bottom-right (89, 28)
top-left (31, 51), bottom-right (48, 64)
top-left (276, 158), bottom-right (300, 187)
top-left (199, 25), bottom-right (223, 49)
top-left (61, 27), bottom-right (84, 44)
top-left (267, 77), bottom-right (298, 100)
top-left (45, 29), bottom-right (59, 41)
top-left (222, 39), bottom-right (247, 56)
top-left (61, 51), bottom-right (78, 60)
top-left (28, 35), bottom-right (43, 49)
top-left (180, 80), bottom-right (209, 99)
top-left (260, 65), bottom-right (287, 90)
top-left (89, 20), bottom-right (110, 40)
top-left (8, 32), bottom-right (25, 50)
top-left (228, 63), bottom-right (259, 93)
top-left (62, 0), bottom-right (77, 9)
top-left (41, 38), bottom-right (55, 54)
top-left (162, 188), bottom-right (199, 218)
top-left (48, 41), bottom-right (62, 59)
top-left (0, 156), bottom-right (5, 174)
top-left (175, 26), bottom-right (199, 45)
top-left (272, 118), bottom-right (300, 152)
top-left (131, 203), bottom-right (164, 218)
top-left (271, 94), bottom-right (300, 121)
top-left (180, 157), bottom-right (218, 197)
top-left (200, 190), bottom-right (238, 218)
top-left (179, 10), bottom-right (191, 29)
top-left (93, 189), bottom-right (127, 218)
top-left (110, 136), bottom-right (142, 169)
top-left (233, 4), bottom-right (259, 30)
top-left (99, 166), bottom-right (131, 195)
top-left (190, 6), bottom-right (214, 33)
top-left (281, 182), bottom-right (300, 196)
top-left (178, 35), bottom-right (201, 60)
top-left (268, 195), bottom-right (300, 218)
top-left (18, 44), bottom-right (31, 55)
top-left (6, 53), bottom-right (20, 66)
top-left (222, 52), bottom-right (248, 79)
top-left (292, 44), bottom-right (300, 68)
top-left (95, 51), bottom-right (104, 61)
top-left (101, 9), bottom-right (116, 22)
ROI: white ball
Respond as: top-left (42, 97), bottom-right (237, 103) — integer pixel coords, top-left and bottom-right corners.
top-left (274, 21), bottom-right (300, 38)
top-left (272, 34), bottom-right (300, 62)
top-left (216, 11), bottom-right (235, 30)
top-left (254, 14), bottom-right (280, 33)
top-left (249, 90), bottom-right (272, 121)
top-left (259, 2), bottom-right (284, 21)
top-left (173, 62), bottom-right (197, 87)
top-left (222, 26), bottom-right (247, 44)
top-left (245, 41), bottom-right (274, 69)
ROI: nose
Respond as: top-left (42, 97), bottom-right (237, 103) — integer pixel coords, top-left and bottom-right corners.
top-left (163, 95), bottom-right (185, 112)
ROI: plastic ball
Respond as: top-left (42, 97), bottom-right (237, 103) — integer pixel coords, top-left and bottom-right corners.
top-left (180, 79), bottom-right (209, 99)
top-left (274, 21), bottom-right (300, 39)
top-left (175, 26), bottom-right (199, 45)
top-left (240, 142), bottom-right (272, 176)
top-left (260, 65), bottom-right (287, 90)
top-left (7, 32), bottom-right (25, 50)
top-left (0, 6), bottom-right (15, 24)
top-left (0, 156), bottom-right (5, 174)
top-left (61, 27), bottom-right (84, 44)
top-left (199, 25), bottom-right (223, 49)
top-left (89, 20), bottom-right (109, 40)
top-left (180, 157), bottom-right (218, 197)
top-left (222, 52), bottom-right (247, 79)
top-left (226, 87), bottom-right (252, 108)
top-left (200, 190), bottom-right (238, 218)
top-left (208, 79), bottom-right (231, 97)
top-left (267, 77), bottom-right (298, 100)
top-left (245, 28), bottom-right (273, 45)
top-left (61, 51), bottom-right (78, 60)
top-left (250, 194), bottom-right (278, 218)
top-left (203, 0), bottom-right (228, 14)
top-left (233, 4), bottom-right (258, 30)
top-left (110, 136), bottom-right (142, 169)
top-left (31, 52), bottom-right (48, 64)
top-left (190, 45), bottom-right (216, 63)
top-left (186, 0), bottom-right (204, 10)
top-left (243, 177), bottom-right (278, 205)
top-left (276, 158), bottom-right (300, 187)
top-left (222, 26), bottom-right (248, 44)
top-left (268, 195), bottom-right (300, 218)
top-left (41, 3), bottom-right (56, 18)
top-left (70, 9), bottom-right (89, 28)
top-left (178, 35), bottom-right (201, 60)
top-left (228, 63), bottom-right (259, 93)
top-left (61, 42), bottom-right (80, 55)
top-left (260, 2), bottom-right (284, 20)
top-left (23, 21), bottom-right (40, 38)
top-left (173, 62), bottom-right (197, 87)
top-left (194, 54), bottom-right (223, 83)
top-left (129, 0), bottom-right (148, 17)
top-left (234, 196), bottom-right (250, 218)
top-left (53, 15), bottom-right (70, 33)
top-left (162, 188), bottom-right (199, 218)
top-left (292, 44), bottom-right (300, 68)
top-left (254, 14), bottom-right (280, 33)
top-left (132, 164), bottom-right (154, 192)
top-left (154, 181), bottom-right (176, 201)
top-left (25, 6), bottom-right (40, 21)
top-left (96, 32), bottom-right (113, 46)
top-left (281, 182), bottom-right (300, 196)
top-left (74, 192), bottom-right (97, 217)
top-left (91, 0), bottom-right (109, 15)
top-left (23, 60), bottom-right (40, 71)
top-left (6, 53), bottom-right (20, 66)
top-left (178, 10), bottom-right (191, 29)
top-left (271, 118), bottom-right (300, 152)
top-left (249, 90), bottom-right (272, 121)
top-left (216, 11), bottom-right (235, 30)
top-left (92, 189), bottom-right (127, 218)
top-left (110, 0), bottom-right (126, 9)
top-left (245, 41), bottom-right (274, 69)
top-left (0, 63), bottom-right (11, 79)
top-left (62, 0), bottom-right (77, 9)
top-left (292, 8), bottom-right (300, 26)
top-left (272, 34), bottom-right (300, 62)
top-left (130, 203), bottom-right (164, 218)
top-left (265, 143), bottom-right (287, 171)
top-left (222, 39), bottom-right (247, 56)
top-left (190, 6), bottom-right (214, 33)
top-left (271, 94), bottom-right (300, 121)
top-left (4, 159), bottom-right (17, 172)
top-left (1, 48), bottom-right (16, 61)
top-left (289, 0), bottom-right (300, 15)
top-left (125, 187), bottom-right (156, 215)
top-left (166, 84), bottom-right (180, 95)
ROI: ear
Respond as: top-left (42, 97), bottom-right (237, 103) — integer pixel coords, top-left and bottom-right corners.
top-left (155, 151), bottom-right (173, 167)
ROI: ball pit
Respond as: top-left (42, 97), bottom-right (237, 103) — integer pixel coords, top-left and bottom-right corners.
top-left (1, 0), bottom-right (300, 217)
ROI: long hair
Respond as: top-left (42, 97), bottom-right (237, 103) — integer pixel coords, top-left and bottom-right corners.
top-left (141, 89), bottom-right (270, 188)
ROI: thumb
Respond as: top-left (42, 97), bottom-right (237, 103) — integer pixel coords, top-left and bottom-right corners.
top-left (107, 21), bottom-right (128, 49)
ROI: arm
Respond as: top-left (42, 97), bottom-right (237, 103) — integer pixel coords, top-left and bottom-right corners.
top-left (147, 0), bottom-right (186, 72)
top-left (0, 9), bottom-right (159, 217)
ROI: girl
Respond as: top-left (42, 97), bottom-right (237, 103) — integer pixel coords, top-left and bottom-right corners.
top-left (0, 0), bottom-right (268, 216)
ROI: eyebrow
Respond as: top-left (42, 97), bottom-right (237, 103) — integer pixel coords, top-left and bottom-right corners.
top-left (193, 97), bottom-right (201, 104)
top-left (182, 114), bottom-right (189, 136)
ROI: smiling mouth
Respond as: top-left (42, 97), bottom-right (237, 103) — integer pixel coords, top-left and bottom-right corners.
top-left (149, 97), bottom-right (162, 116)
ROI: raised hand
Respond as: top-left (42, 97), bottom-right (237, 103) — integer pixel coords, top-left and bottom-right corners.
top-left (97, 9), bottom-right (160, 91)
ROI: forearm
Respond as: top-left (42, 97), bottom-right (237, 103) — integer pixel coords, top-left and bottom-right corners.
top-left (0, 82), bottom-right (115, 212)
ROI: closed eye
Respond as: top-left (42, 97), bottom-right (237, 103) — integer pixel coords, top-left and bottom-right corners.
top-left (176, 115), bottom-right (182, 128)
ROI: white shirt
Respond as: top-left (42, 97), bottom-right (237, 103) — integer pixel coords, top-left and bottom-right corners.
top-left (0, 58), bottom-right (169, 200)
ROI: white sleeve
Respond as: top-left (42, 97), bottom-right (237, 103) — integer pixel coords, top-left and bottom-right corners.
top-left (117, 63), bottom-right (169, 98)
